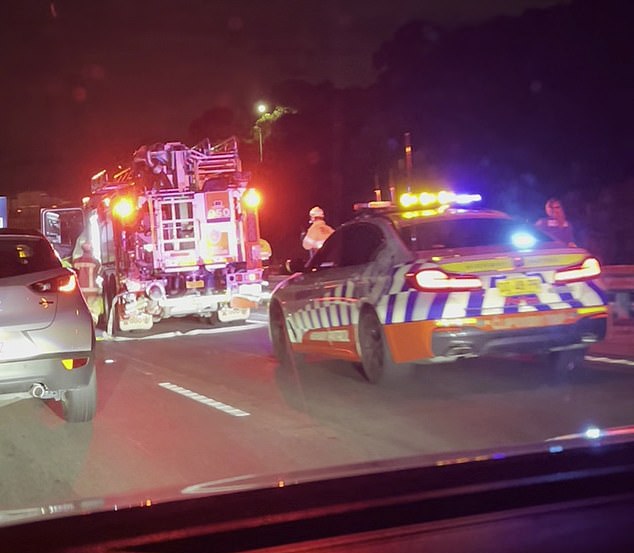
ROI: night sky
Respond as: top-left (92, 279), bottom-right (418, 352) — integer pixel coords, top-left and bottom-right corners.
top-left (1, 0), bottom-right (568, 199)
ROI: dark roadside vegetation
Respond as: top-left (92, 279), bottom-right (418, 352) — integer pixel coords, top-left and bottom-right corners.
top-left (3, 0), bottom-right (633, 266)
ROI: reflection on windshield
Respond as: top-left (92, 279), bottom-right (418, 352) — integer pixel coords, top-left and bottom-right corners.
top-left (1, 0), bottom-right (634, 540)
top-left (399, 217), bottom-right (553, 250)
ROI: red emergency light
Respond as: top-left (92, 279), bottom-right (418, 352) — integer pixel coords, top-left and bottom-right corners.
top-left (112, 196), bottom-right (136, 221)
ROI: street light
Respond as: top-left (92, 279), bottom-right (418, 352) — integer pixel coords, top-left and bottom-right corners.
top-left (253, 103), bottom-right (297, 163)
top-left (254, 103), bottom-right (270, 162)
top-left (255, 125), bottom-right (263, 162)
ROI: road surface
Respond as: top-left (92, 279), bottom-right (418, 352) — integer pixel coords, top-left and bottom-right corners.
top-left (2, 310), bottom-right (634, 511)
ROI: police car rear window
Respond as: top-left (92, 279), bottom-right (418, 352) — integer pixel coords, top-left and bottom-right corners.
top-left (399, 217), bottom-right (553, 250)
top-left (0, 236), bottom-right (62, 278)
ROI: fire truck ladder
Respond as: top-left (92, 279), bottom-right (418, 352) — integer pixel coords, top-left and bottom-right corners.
top-left (191, 136), bottom-right (243, 189)
top-left (153, 194), bottom-right (197, 270)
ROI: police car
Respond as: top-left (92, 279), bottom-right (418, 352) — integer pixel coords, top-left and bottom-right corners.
top-left (269, 192), bottom-right (607, 382)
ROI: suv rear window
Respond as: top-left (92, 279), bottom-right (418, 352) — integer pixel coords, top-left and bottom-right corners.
top-left (0, 236), bottom-right (62, 278)
top-left (399, 217), bottom-right (554, 250)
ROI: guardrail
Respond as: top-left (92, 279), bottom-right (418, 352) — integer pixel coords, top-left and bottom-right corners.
top-left (601, 265), bottom-right (634, 343)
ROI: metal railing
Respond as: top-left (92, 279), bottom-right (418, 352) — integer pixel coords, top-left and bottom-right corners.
top-left (601, 265), bottom-right (634, 342)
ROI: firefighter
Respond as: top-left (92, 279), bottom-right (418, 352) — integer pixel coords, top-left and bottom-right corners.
top-left (535, 198), bottom-right (576, 246)
top-left (259, 238), bottom-right (272, 263)
top-left (73, 241), bottom-right (103, 325)
top-left (302, 206), bottom-right (334, 257)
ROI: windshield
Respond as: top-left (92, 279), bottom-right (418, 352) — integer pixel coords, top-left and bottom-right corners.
top-left (399, 216), bottom-right (555, 251)
top-left (2, 0), bottom-right (634, 540)
top-left (0, 236), bottom-right (62, 278)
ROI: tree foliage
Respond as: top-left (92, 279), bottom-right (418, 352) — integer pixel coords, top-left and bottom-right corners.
top-left (185, 0), bottom-right (633, 263)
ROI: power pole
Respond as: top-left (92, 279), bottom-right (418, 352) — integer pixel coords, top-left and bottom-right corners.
top-left (404, 132), bottom-right (413, 193)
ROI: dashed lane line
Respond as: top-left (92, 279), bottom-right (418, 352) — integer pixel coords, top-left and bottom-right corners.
top-left (585, 355), bottom-right (634, 368)
top-left (158, 382), bottom-right (251, 417)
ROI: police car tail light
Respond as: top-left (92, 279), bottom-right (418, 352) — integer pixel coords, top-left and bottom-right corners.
top-left (30, 273), bottom-right (77, 294)
top-left (408, 269), bottom-right (483, 292)
top-left (554, 257), bottom-right (601, 284)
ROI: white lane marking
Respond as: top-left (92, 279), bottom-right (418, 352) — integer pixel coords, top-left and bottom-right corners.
top-left (158, 382), bottom-right (250, 417)
top-left (98, 320), bottom-right (267, 342)
top-left (585, 355), bottom-right (634, 368)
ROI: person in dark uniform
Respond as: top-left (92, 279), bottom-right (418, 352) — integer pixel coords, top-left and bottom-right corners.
top-left (535, 198), bottom-right (576, 246)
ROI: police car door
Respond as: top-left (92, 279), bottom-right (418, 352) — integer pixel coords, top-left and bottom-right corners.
top-left (284, 229), bottom-right (344, 348)
top-left (285, 223), bottom-right (385, 357)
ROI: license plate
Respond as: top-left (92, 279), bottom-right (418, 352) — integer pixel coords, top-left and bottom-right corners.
top-left (186, 280), bottom-right (205, 289)
top-left (496, 277), bottom-right (542, 296)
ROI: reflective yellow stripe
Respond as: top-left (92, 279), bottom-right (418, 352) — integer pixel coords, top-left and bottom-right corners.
top-left (523, 253), bottom-right (585, 268)
top-left (440, 253), bottom-right (586, 274)
top-left (435, 317), bottom-right (478, 327)
top-left (577, 306), bottom-right (608, 316)
top-left (441, 258), bottom-right (513, 273)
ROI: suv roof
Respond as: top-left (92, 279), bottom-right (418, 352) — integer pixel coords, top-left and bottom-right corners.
top-left (0, 228), bottom-right (45, 237)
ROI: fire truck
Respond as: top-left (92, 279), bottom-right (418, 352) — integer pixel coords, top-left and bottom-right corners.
top-left (41, 137), bottom-right (265, 333)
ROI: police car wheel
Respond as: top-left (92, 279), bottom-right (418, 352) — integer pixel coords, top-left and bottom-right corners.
top-left (358, 309), bottom-right (393, 384)
top-left (270, 302), bottom-right (296, 367)
top-left (549, 348), bottom-right (588, 376)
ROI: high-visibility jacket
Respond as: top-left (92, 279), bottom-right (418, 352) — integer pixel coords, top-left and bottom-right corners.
top-left (73, 254), bottom-right (101, 295)
top-left (302, 219), bottom-right (334, 253)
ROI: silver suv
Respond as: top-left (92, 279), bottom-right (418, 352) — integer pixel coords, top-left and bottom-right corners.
top-left (0, 229), bottom-right (96, 422)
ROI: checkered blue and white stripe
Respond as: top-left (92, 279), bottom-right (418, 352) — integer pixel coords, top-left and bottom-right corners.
top-left (286, 281), bottom-right (360, 343)
top-left (285, 262), bottom-right (607, 342)
top-left (375, 265), bottom-right (607, 324)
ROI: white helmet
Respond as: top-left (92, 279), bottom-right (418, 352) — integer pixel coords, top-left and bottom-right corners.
top-left (309, 206), bottom-right (325, 220)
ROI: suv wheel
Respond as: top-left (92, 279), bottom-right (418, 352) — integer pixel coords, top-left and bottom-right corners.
top-left (62, 369), bottom-right (97, 422)
top-left (270, 302), bottom-right (293, 365)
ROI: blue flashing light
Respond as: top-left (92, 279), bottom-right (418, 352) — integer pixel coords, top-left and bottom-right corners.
top-left (511, 231), bottom-right (537, 250)
top-left (454, 193), bottom-right (482, 205)
top-left (548, 445), bottom-right (564, 454)
top-left (584, 426), bottom-right (601, 439)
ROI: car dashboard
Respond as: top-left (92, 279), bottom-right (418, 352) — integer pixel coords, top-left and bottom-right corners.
top-left (3, 436), bottom-right (634, 552)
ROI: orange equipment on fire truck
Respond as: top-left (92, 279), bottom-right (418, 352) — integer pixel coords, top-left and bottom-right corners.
top-left (41, 137), bottom-right (264, 332)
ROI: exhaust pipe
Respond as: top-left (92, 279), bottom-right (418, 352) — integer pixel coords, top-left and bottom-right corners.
top-left (30, 383), bottom-right (47, 398)
top-left (446, 345), bottom-right (474, 357)
top-left (30, 383), bottom-right (61, 400)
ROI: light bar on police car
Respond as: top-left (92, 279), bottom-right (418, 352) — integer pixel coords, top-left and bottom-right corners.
top-left (353, 200), bottom-right (393, 211)
top-left (399, 190), bottom-right (482, 209)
